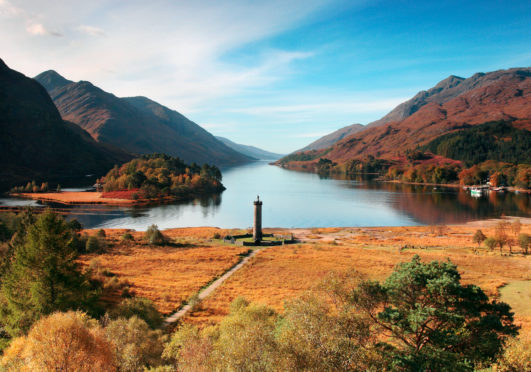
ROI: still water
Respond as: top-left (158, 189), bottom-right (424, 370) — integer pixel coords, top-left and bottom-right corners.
top-left (2, 162), bottom-right (529, 230)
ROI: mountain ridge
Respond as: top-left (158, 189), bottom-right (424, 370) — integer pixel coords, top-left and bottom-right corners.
top-left (215, 136), bottom-right (284, 160)
top-left (34, 71), bottom-right (253, 167)
top-left (0, 59), bottom-right (131, 190)
top-left (279, 67), bottom-right (531, 167)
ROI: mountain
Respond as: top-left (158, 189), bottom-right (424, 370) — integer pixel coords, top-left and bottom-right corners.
top-left (34, 71), bottom-right (253, 167)
top-left (0, 59), bottom-right (131, 190)
top-left (215, 136), bottom-right (284, 160)
top-left (279, 67), bottom-right (531, 166)
top-left (296, 123), bottom-right (365, 152)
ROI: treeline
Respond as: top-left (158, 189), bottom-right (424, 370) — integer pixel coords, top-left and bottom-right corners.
top-left (9, 180), bottom-right (61, 194)
top-left (100, 153), bottom-right (224, 199)
top-left (279, 148), bottom-right (331, 164)
top-left (423, 120), bottom-right (531, 166)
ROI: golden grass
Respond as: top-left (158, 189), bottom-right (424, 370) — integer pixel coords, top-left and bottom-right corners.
top-left (187, 224), bottom-right (531, 332)
top-left (79, 232), bottom-right (249, 314)
top-left (80, 223), bottom-right (531, 333)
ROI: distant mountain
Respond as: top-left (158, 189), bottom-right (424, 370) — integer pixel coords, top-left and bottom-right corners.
top-left (0, 59), bottom-right (131, 190)
top-left (296, 123), bottom-right (365, 152)
top-left (215, 136), bottom-right (284, 160)
top-left (279, 67), bottom-right (531, 166)
top-left (34, 71), bottom-right (253, 167)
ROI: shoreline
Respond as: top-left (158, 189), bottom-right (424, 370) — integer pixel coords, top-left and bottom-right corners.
top-left (12, 191), bottom-right (137, 206)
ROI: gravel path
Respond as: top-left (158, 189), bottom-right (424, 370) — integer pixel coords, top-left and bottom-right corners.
top-left (164, 247), bottom-right (265, 324)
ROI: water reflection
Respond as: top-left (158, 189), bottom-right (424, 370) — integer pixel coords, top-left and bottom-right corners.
top-left (2, 162), bottom-right (529, 230)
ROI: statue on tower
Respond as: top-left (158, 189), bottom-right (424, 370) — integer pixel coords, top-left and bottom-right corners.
top-left (253, 195), bottom-right (263, 243)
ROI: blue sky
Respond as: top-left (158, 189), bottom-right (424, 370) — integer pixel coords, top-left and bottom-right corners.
top-left (1, 0), bottom-right (530, 153)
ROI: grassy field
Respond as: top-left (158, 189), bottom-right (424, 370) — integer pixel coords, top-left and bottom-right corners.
top-left (80, 221), bottom-right (531, 333)
top-left (79, 228), bottom-right (249, 314)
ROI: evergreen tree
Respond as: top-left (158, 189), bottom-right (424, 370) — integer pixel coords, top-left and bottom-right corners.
top-left (0, 210), bottom-right (100, 336)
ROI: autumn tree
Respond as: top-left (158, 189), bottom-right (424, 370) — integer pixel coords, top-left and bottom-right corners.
top-left (0, 210), bottom-right (100, 336)
top-left (104, 316), bottom-right (166, 372)
top-left (519, 233), bottom-right (530, 255)
top-left (511, 219), bottom-right (521, 238)
top-left (0, 311), bottom-right (114, 372)
top-left (350, 255), bottom-right (518, 371)
top-left (495, 221), bottom-right (510, 253)
top-left (473, 229), bottom-right (486, 248)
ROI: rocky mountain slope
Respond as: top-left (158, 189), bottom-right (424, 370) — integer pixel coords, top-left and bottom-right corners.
top-left (0, 59), bottom-right (131, 190)
top-left (281, 67), bottom-right (531, 166)
top-left (34, 71), bottom-right (253, 167)
top-left (296, 123), bottom-right (364, 152)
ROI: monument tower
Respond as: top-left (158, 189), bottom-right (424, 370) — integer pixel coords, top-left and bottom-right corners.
top-left (253, 195), bottom-right (262, 242)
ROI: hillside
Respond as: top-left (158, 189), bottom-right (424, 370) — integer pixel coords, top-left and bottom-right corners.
top-left (0, 59), bottom-right (131, 190)
top-left (34, 71), bottom-right (253, 167)
top-left (423, 121), bottom-right (531, 166)
top-left (215, 136), bottom-right (283, 160)
top-left (280, 67), bottom-right (531, 166)
top-left (296, 123), bottom-right (364, 152)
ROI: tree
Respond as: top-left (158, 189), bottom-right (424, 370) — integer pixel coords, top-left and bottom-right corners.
top-left (519, 233), bottom-right (530, 255)
top-left (473, 229), bottom-right (486, 248)
top-left (495, 221), bottom-right (510, 253)
top-left (484, 237), bottom-right (497, 251)
top-left (511, 219), bottom-right (521, 238)
top-left (350, 255), bottom-right (518, 371)
top-left (104, 316), bottom-right (166, 372)
top-left (210, 298), bottom-right (279, 371)
top-left (0, 311), bottom-right (114, 372)
top-left (0, 210), bottom-right (100, 336)
top-left (163, 323), bottom-right (214, 372)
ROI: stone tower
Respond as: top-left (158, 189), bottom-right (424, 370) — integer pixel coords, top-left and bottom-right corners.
top-left (253, 195), bottom-right (262, 242)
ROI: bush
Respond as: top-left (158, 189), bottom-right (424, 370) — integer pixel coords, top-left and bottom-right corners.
top-left (122, 232), bottom-right (134, 241)
top-left (145, 224), bottom-right (165, 245)
top-left (85, 236), bottom-right (100, 253)
top-left (494, 336), bottom-right (531, 371)
top-left (109, 297), bottom-right (163, 329)
top-left (519, 233), bottom-right (530, 255)
top-left (484, 237), bottom-right (497, 251)
top-left (96, 229), bottom-right (106, 238)
top-left (104, 316), bottom-right (166, 372)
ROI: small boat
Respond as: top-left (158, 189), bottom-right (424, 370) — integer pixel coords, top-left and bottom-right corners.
top-left (470, 188), bottom-right (483, 197)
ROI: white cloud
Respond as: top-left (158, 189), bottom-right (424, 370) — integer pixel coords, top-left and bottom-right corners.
top-left (25, 22), bottom-right (46, 35)
top-left (0, 0), bottom-right (22, 17)
top-left (77, 25), bottom-right (105, 36)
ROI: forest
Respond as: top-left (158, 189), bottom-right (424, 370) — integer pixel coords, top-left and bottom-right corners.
top-left (99, 154), bottom-right (225, 200)
top-left (423, 121), bottom-right (531, 166)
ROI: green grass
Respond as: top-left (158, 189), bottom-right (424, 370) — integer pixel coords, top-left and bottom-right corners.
top-left (499, 281), bottom-right (531, 317)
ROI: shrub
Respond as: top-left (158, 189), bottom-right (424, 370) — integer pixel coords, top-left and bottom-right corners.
top-left (145, 224), bottom-right (165, 245)
top-left (494, 336), bottom-right (531, 371)
top-left (104, 316), bottom-right (166, 372)
top-left (484, 237), bottom-right (497, 251)
top-left (518, 233), bottom-right (530, 255)
top-left (96, 229), bottom-right (106, 238)
top-left (109, 297), bottom-right (163, 329)
top-left (85, 236), bottom-right (100, 253)
top-left (122, 232), bottom-right (134, 241)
